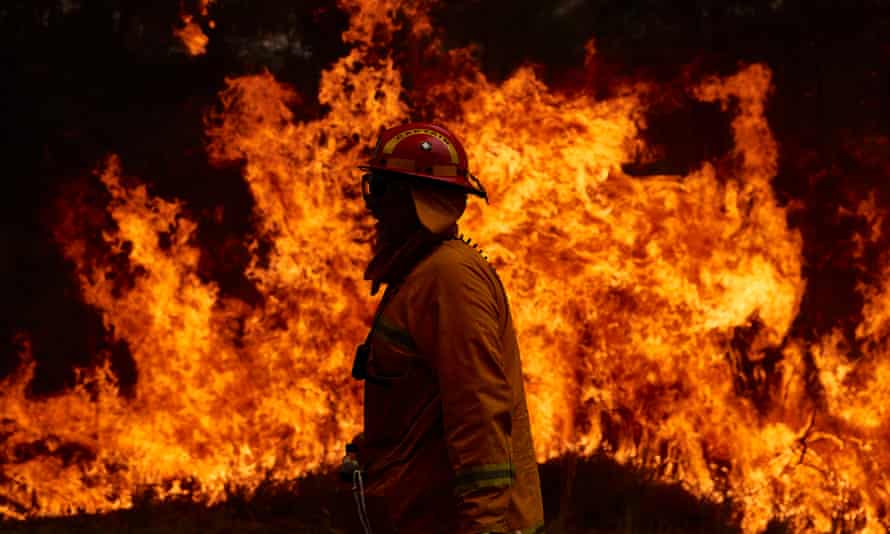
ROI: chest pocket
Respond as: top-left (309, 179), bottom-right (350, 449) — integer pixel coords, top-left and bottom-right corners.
top-left (368, 315), bottom-right (421, 379)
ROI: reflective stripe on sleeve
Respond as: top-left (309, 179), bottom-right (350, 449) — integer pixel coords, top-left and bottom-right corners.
top-left (520, 523), bottom-right (546, 534)
top-left (479, 522), bottom-right (546, 534)
top-left (453, 463), bottom-right (515, 496)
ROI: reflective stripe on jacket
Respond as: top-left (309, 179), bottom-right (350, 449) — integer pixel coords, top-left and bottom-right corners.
top-left (359, 235), bottom-right (544, 534)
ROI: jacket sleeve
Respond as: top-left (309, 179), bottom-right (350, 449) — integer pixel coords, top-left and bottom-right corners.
top-left (413, 260), bottom-right (515, 533)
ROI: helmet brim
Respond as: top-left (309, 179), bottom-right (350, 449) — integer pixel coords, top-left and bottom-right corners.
top-left (358, 165), bottom-right (487, 199)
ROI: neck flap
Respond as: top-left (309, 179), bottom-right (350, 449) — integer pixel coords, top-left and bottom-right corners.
top-left (363, 224), bottom-right (458, 295)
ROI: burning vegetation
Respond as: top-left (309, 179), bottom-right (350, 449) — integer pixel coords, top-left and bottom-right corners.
top-left (2, 1), bottom-right (890, 532)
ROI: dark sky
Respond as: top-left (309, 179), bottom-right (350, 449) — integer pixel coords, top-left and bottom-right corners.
top-left (2, 0), bottom-right (889, 396)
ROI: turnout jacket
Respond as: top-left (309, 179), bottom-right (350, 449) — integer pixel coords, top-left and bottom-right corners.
top-left (354, 226), bottom-right (544, 534)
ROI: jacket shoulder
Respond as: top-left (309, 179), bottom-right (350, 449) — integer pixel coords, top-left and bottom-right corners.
top-left (408, 239), bottom-right (503, 301)
top-left (416, 239), bottom-right (487, 278)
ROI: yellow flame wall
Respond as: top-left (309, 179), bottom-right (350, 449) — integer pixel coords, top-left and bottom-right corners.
top-left (3, 2), bottom-right (889, 533)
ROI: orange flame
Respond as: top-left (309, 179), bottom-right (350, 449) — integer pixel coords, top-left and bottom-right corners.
top-left (174, 1), bottom-right (215, 55)
top-left (3, 2), bottom-right (889, 532)
top-left (174, 16), bottom-right (209, 56)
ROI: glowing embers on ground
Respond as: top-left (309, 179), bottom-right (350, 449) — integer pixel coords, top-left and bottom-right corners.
top-left (1, 2), bottom-right (889, 532)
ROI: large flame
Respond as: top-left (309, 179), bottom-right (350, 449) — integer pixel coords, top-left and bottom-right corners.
top-left (2, 2), bottom-right (888, 532)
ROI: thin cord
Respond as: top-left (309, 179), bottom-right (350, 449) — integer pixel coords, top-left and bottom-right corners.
top-left (352, 469), bottom-right (374, 534)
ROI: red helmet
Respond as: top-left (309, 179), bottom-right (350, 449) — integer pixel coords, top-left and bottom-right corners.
top-left (360, 122), bottom-right (488, 200)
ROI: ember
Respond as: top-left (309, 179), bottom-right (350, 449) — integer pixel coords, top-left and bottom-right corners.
top-left (175, 1), bottom-right (215, 55)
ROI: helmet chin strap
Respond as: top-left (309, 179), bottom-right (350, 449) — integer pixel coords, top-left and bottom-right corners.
top-left (468, 173), bottom-right (489, 203)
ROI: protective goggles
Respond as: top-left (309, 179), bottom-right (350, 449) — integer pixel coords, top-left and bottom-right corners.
top-left (361, 173), bottom-right (389, 200)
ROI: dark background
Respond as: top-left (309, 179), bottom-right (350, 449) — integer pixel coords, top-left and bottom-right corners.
top-left (2, 0), bottom-right (889, 405)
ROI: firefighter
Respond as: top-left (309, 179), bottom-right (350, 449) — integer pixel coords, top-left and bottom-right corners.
top-left (346, 122), bottom-right (545, 534)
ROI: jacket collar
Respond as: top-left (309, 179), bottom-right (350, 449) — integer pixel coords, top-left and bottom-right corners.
top-left (364, 223), bottom-right (458, 295)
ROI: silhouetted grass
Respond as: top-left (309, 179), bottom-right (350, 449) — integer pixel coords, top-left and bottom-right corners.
top-left (2, 453), bottom-right (775, 533)
top-left (540, 452), bottom-right (745, 534)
